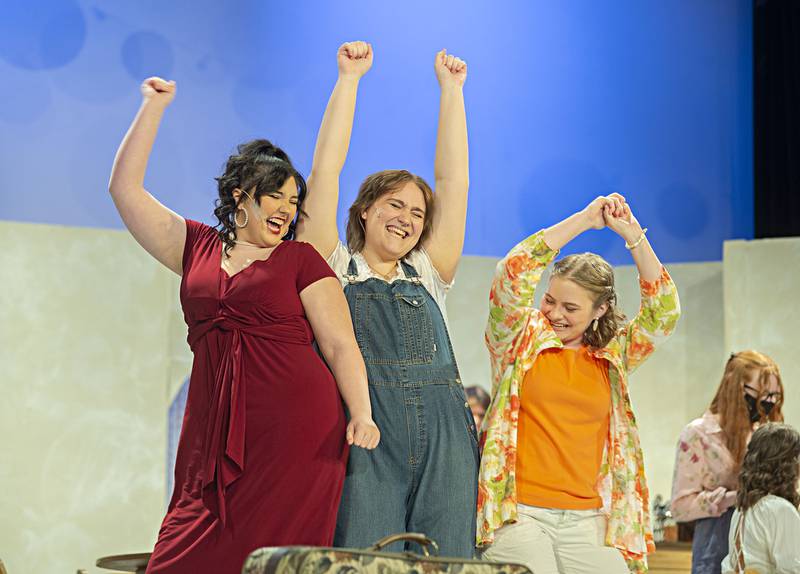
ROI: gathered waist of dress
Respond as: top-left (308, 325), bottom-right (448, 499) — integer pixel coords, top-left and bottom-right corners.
top-left (186, 313), bottom-right (314, 524)
top-left (187, 314), bottom-right (311, 350)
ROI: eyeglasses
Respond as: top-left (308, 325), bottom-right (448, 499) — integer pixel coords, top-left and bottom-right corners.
top-left (744, 384), bottom-right (782, 402)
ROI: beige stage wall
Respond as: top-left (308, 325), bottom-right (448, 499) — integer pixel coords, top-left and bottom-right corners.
top-left (2, 219), bottom-right (798, 574)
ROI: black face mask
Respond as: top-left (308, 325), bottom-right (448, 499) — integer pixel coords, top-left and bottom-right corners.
top-left (744, 394), bottom-right (775, 423)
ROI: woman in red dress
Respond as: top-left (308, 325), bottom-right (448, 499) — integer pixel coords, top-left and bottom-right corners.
top-left (109, 76), bottom-right (380, 574)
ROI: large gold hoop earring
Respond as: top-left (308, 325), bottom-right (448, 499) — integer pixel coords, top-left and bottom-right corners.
top-left (235, 207), bottom-right (249, 228)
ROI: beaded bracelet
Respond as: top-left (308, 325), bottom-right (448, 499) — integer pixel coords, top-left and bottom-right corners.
top-left (625, 227), bottom-right (648, 250)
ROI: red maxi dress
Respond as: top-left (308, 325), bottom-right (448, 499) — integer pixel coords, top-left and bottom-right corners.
top-left (146, 220), bottom-right (349, 574)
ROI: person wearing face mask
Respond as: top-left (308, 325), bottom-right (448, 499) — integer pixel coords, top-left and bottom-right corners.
top-left (295, 42), bottom-right (476, 556)
top-left (109, 77), bottom-right (379, 574)
top-left (477, 194), bottom-right (680, 574)
top-left (670, 351), bottom-right (785, 574)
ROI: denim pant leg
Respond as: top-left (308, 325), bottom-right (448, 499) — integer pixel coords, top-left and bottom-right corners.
top-left (334, 385), bottom-right (411, 551)
top-left (691, 508), bottom-right (734, 574)
top-left (405, 382), bottom-right (479, 558)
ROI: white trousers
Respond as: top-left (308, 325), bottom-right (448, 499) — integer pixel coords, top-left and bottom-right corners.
top-left (482, 504), bottom-right (629, 574)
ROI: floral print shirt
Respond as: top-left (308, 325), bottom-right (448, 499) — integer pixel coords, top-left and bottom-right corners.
top-left (670, 411), bottom-right (739, 522)
top-left (477, 230), bottom-right (681, 574)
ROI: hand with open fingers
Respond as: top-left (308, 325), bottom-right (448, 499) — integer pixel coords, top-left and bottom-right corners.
top-left (582, 192), bottom-right (627, 230)
top-left (435, 49), bottom-right (467, 88)
top-left (338, 41), bottom-right (373, 79)
top-left (140, 76), bottom-right (176, 107)
top-left (346, 415), bottom-right (380, 449)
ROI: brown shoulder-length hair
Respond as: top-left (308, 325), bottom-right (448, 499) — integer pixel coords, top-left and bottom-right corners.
top-left (709, 350), bottom-right (784, 470)
top-left (550, 253), bottom-right (626, 349)
top-left (345, 170), bottom-right (435, 254)
top-left (736, 422), bottom-right (800, 512)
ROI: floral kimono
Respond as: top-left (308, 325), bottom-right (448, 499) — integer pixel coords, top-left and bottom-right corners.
top-left (477, 230), bottom-right (681, 573)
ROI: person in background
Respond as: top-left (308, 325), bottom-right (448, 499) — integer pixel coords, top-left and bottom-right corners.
top-left (671, 351), bottom-right (784, 574)
top-left (466, 386), bottom-right (491, 431)
top-left (722, 423), bottom-right (800, 574)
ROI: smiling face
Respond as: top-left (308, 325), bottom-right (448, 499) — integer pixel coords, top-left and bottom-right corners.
top-left (235, 177), bottom-right (298, 247)
top-left (361, 181), bottom-right (427, 261)
top-left (540, 276), bottom-right (608, 349)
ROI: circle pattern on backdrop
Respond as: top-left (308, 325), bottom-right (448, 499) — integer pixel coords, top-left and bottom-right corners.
top-left (121, 31), bottom-right (175, 80)
top-left (231, 73), bottom-right (314, 162)
top-left (0, 0), bottom-right (86, 70)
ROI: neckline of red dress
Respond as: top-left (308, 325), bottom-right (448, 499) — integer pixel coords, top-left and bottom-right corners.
top-left (219, 240), bottom-right (288, 280)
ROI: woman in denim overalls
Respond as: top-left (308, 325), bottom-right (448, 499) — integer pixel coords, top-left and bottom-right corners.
top-left (295, 41), bottom-right (477, 557)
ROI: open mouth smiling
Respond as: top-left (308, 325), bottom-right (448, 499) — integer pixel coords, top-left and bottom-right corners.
top-left (386, 225), bottom-right (409, 239)
top-left (266, 216), bottom-right (287, 234)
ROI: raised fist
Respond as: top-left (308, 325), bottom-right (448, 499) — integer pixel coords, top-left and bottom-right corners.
top-left (140, 76), bottom-right (176, 107)
top-left (338, 41), bottom-right (373, 79)
top-left (435, 49), bottom-right (467, 88)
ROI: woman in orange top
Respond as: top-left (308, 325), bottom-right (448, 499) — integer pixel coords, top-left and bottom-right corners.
top-left (479, 193), bottom-right (680, 574)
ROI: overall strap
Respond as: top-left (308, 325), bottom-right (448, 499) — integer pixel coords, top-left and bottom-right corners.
top-left (345, 257), bottom-right (359, 284)
top-left (400, 260), bottom-right (422, 284)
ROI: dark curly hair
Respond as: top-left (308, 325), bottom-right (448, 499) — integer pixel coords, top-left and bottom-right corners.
top-left (550, 253), bottom-right (626, 349)
top-left (213, 139), bottom-right (307, 255)
top-left (736, 422), bottom-right (800, 512)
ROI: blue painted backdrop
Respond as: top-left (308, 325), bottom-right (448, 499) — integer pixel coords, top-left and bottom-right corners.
top-left (0, 0), bottom-right (752, 263)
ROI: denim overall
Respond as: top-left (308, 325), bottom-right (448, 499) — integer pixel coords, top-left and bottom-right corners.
top-left (333, 257), bottom-right (479, 558)
top-left (691, 507), bottom-right (734, 574)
